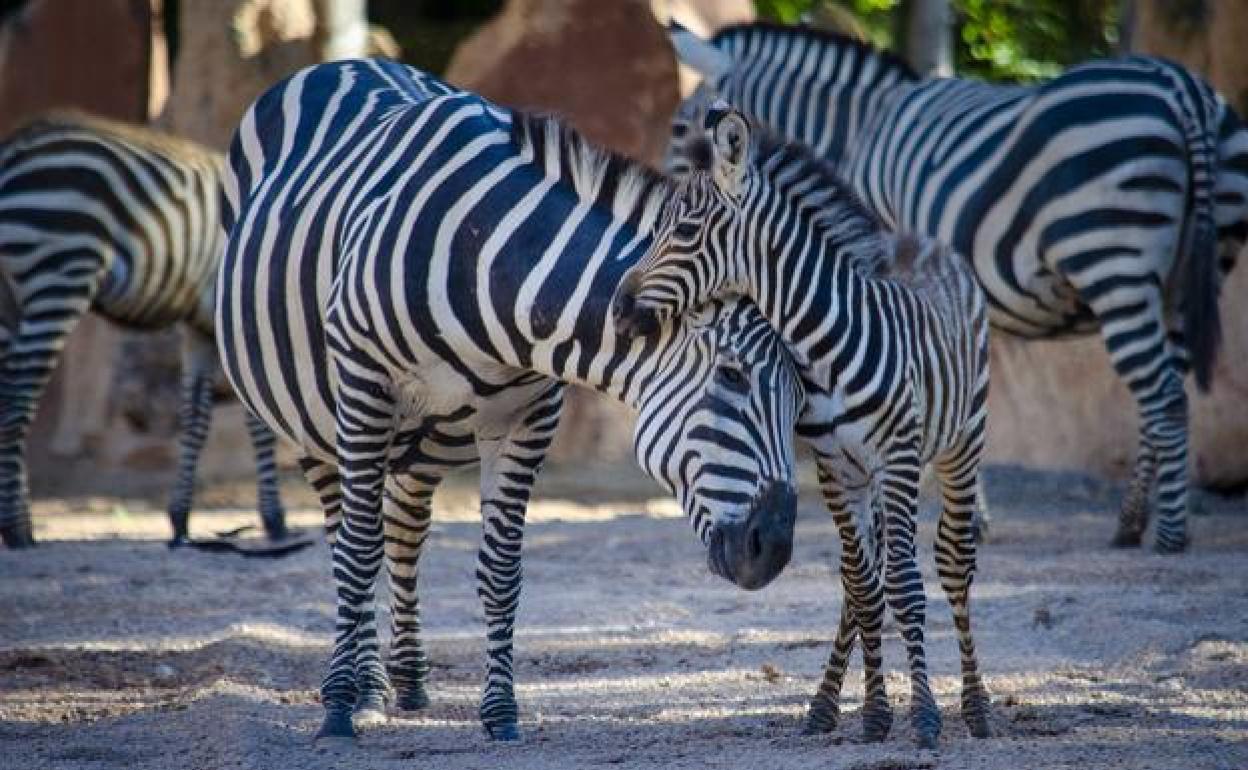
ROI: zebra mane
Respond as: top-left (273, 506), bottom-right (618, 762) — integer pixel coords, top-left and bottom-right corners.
top-left (1, 110), bottom-right (222, 167)
top-left (712, 21), bottom-right (919, 83)
top-left (746, 120), bottom-right (890, 273)
top-left (508, 110), bottom-right (673, 230)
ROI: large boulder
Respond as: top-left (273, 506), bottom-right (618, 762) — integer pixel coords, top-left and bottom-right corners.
top-left (445, 0), bottom-right (680, 166)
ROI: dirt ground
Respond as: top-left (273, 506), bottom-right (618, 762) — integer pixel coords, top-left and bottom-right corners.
top-left (1, 464), bottom-right (1246, 770)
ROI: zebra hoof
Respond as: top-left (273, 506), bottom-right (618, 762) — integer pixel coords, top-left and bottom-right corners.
top-left (1154, 536), bottom-right (1188, 555)
top-left (962, 694), bottom-right (992, 738)
top-left (168, 535), bottom-right (190, 549)
top-left (353, 692), bottom-right (388, 728)
top-left (1110, 529), bottom-right (1143, 548)
top-left (861, 701), bottom-right (893, 743)
top-left (800, 700), bottom-right (839, 735)
top-left (1, 524), bottom-right (35, 548)
top-left (484, 721), bottom-right (520, 741)
top-left (315, 709), bottom-right (357, 744)
top-left (912, 708), bottom-right (942, 749)
top-left (395, 685), bottom-right (430, 712)
top-left (261, 512), bottom-right (289, 541)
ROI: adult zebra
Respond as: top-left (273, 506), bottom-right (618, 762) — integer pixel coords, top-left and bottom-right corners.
top-left (665, 22), bottom-right (1248, 553)
top-left (613, 107), bottom-right (991, 749)
top-left (0, 113), bottom-right (288, 548)
top-left (219, 59), bottom-right (804, 743)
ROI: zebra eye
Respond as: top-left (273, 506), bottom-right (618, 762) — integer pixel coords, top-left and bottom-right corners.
top-left (674, 221), bottom-right (700, 240)
top-left (717, 365), bottom-right (747, 388)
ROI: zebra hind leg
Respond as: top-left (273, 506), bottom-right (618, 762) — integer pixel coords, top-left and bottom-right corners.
top-left (881, 457), bottom-right (941, 749)
top-left (1111, 436), bottom-right (1155, 548)
top-left (244, 411), bottom-right (288, 540)
top-left (381, 470), bottom-right (440, 714)
top-left (473, 386), bottom-right (561, 741)
top-left (167, 363), bottom-right (214, 546)
top-left (934, 435), bottom-right (991, 738)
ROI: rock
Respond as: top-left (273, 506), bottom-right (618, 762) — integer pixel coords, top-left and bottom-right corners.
top-left (0, 0), bottom-right (152, 134)
top-left (445, 0), bottom-right (680, 165)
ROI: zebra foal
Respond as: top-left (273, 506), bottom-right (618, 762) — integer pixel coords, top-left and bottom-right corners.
top-left (219, 59), bottom-right (804, 743)
top-left (0, 112), bottom-right (287, 548)
top-left (666, 22), bottom-right (1248, 552)
top-left (614, 108), bottom-right (991, 748)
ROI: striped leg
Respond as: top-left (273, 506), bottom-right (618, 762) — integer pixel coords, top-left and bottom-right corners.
top-left (934, 430), bottom-right (991, 738)
top-left (474, 385), bottom-right (561, 741)
top-left (881, 449), bottom-right (941, 749)
top-left (806, 462), bottom-right (892, 741)
top-left (382, 470), bottom-right (440, 713)
top-left (0, 282), bottom-right (94, 547)
top-left (1082, 281), bottom-right (1191, 553)
top-left (167, 332), bottom-right (216, 545)
top-left (316, 359), bottom-right (395, 743)
top-left (244, 411), bottom-right (287, 540)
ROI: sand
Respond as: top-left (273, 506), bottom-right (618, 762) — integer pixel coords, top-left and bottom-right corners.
top-left (1, 465), bottom-right (1245, 770)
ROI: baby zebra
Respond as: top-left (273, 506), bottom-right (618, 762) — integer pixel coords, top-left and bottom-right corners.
top-left (0, 112), bottom-right (286, 548)
top-left (613, 108), bottom-right (991, 749)
top-left (219, 59), bottom-right (803, 743)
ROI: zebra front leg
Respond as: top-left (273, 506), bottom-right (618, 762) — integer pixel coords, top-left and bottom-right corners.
top-left (473, 386), bottom-right (561, 741)
top-left (315, 366), bottom-right (395, 744)
top-left (802, 593), bottom-right (858, 734)
top-left (244, 411), bottom-right (288, 540)
top-left (167, 331), bottom-right (216, 546)
top-left (934, 433), bottom-right (991, 738)
top-left (381, 470), bottom-right (440, 714)
top-left (881, 454), bottom-right (941, 749)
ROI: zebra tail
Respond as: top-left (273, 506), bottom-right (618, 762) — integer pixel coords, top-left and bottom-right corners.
top-left (1177, 79), bottom-right (1222, 393)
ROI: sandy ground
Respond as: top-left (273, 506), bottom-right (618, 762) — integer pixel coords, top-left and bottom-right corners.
top-left (1, 464), bottom-right (1246, 770)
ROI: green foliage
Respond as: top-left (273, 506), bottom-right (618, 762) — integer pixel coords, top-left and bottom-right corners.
top-left (956, 0), bottom-right (1119, 82)
top-left (752, 0), bottom-right (1120, 83)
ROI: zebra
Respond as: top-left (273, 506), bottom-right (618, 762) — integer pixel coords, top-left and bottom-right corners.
top-left (664, 22), bottom-right (1248, 553)
top-left (218, 58), bottom-right (805, 743)
top-left (613, 106), bottom-right (991, 749)
top-left (0, 112), bottom-right (288, 548)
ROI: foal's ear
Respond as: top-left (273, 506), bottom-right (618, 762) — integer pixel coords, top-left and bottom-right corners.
top-left (705, 104), bottom-right (750, 196)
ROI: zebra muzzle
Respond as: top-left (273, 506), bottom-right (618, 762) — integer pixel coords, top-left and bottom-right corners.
top-left (708, 480), bottom-right (797, 590)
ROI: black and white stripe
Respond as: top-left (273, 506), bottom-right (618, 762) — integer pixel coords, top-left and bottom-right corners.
top-left (666, 22), bottom-right (1248, 553)
top-left (0, 112), bottom-right (286, 548)
top-left (218, 59), bottom-right (804, 742)
top-left (613, 108), bottom-right (991, 749)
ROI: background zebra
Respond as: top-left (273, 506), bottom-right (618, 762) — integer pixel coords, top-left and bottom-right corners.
top-left (0, 113), bottom-right (289, 549)
top-left (665, 22), bottom-right (1248, 553)
top-left (219, 59), bottom-right (804, 743)
top-left (612, 107), bottom-right (992, 749)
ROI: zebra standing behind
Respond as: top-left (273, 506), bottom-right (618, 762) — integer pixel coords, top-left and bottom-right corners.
top-left (0, 112), bottom-right (287, 548)
top-left (219, 59), bottom-right (804, 743)
top-left (613, 107), bottom-right (991, 749)
top-left (666, 22), bottom-right (1248, 553)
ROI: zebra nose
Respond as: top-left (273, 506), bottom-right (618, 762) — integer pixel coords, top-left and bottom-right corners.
top-left (712, 481), bottom-right (797, 590)
top-left (612, 285), bottom-right (661, 339)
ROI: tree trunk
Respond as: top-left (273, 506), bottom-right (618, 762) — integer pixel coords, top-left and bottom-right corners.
top-left (898, 0), bottom-right (953, 77)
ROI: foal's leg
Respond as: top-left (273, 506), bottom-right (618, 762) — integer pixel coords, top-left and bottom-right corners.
top-left (934, 431), bottom-right (991, 738)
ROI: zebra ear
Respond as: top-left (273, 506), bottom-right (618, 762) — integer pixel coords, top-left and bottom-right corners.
top-left (709, 109), bottom-right (750, 194)
top-left (669, 22), bottom-right (731, 80)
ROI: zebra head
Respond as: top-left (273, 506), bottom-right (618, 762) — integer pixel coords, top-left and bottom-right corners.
top-left (632, 296), bottom-right (802, 591)
top-left (613, 106), bottom-right (756, 339)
